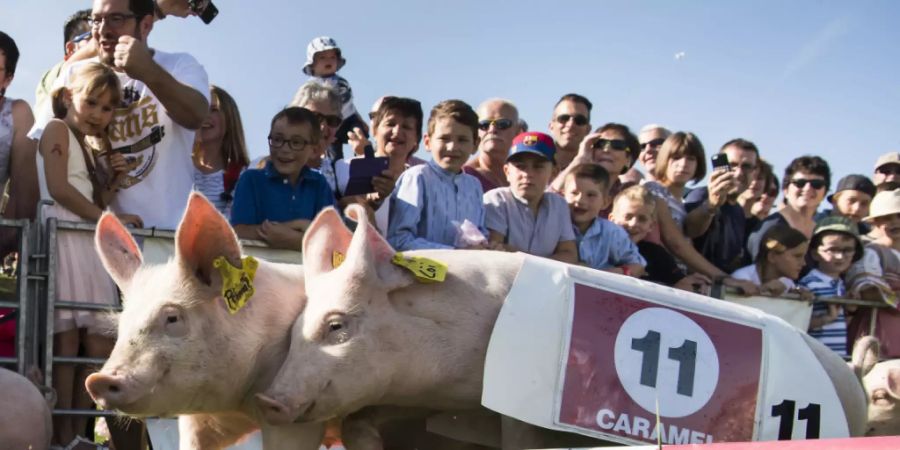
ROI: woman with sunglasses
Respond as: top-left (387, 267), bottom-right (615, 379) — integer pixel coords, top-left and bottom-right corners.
top-left (747, 155), bottom-right (831, 261)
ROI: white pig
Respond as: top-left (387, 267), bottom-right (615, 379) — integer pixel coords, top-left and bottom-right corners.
top-left (850, 335), bottom-right (900, 436)
top-left (257, 204), bottom-right (868, 446)
top-left (85, 193), bottom-right (323, 450)
top-left (0, 367), bottom-right (52, 450)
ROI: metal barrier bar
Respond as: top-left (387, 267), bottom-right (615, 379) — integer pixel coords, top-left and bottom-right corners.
top-left (43, 217), bottom-right (57, 394)
top-left (54, 356), bottom-right (108, 365)
top-left (0, 219), bottom-right (33, 375)
top-left (53, 409), bottom-right (121, 417)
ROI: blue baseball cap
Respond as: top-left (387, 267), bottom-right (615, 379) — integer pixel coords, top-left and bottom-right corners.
top-left (507, 132), bottom-right (556, 164)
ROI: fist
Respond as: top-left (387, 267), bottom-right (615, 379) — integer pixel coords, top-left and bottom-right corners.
top-left (114, 36), bottom-right (153, 79)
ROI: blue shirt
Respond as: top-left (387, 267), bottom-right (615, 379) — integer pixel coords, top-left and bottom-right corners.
top-left (483, 187), bottom-right (576, 258)
top-left (230, 162), bottom-right (334, 225)
top-left (575, 219), bottom-right (647, 270)
top-left (388, 160), bottom-right (486, 250)
top-left (799, 268), bottom-right (848, 357)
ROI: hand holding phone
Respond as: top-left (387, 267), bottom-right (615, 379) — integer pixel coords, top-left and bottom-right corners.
top-left (344, 156), bottom-right (390, 196)
top-left (711, 153), bottom-right (730, 172)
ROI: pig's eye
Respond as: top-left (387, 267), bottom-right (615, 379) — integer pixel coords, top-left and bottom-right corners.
top-left (166, 315), bottom-right (178, 324)
top-left (322, 315), bottom-right (350, 344)
top-left (328, 321), bottom-right (343, 332)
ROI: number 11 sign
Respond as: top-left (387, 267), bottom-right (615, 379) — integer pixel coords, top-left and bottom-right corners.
top-left (555, 283), bottom-right (764, 445)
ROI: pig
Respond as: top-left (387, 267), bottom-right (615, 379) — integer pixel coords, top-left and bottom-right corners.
top-left (850, 336), bottom-right (900, 436)
top-left (0, 367), bottom-right (52, 450)
top-left (257, 204), bottom-right (868, 447)
top-left (84, 193), bottom-right (323, 450)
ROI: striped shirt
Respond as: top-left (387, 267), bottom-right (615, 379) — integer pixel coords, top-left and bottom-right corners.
top-left (192, 167), bottom-right (229, 216)
top-left (575, 219), bottom-right (647, 270)
top-left (799, 269), bottom-right (848, 357)
top-left (387, 160), bottom-right (486, 250)
top-left (484, 187), bottom-right (576, 258)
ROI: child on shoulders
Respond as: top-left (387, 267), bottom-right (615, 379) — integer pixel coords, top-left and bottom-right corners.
top-left (563, 163), bottom-right (645, 276)
top-left (484, 132), bottom-right (577, 263)
top-left (387, 100), bottom-right (486, 250)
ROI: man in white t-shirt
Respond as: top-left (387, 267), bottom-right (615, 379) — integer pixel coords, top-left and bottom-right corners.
top-left (31, 0), bottom-right (209, 230)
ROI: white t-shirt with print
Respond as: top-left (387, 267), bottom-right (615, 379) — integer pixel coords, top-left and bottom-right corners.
top-left (30, 51), bottom-right (210, 230)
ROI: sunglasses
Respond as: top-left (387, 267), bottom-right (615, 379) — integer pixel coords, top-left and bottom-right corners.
top-left (478, 118), bottom-right (514, 131)
top-left (555, 114), bottom-right (589, 126)
top-left (640, 138), bottom-right (665, 150)
top-left (314, 112), bottom-right (342, 128)
top-left (593, 138), bottom-right (630, 152)
top-left (789, 178), bottom-right (826, 190)
top-left (877, 165), bottom-right (900, 176)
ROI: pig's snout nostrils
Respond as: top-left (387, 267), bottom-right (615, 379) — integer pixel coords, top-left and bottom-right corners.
top-left (84, 372), bottom-right (123, 404)
top-left (255, 393), bottom-right (298, 425)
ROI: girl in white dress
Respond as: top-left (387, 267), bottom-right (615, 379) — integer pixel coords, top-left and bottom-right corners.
top-left (38, 62), bottom-right (142, 447)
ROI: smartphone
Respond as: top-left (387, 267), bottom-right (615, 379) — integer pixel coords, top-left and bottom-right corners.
top-left (188, 0), bottom-right (218, 24)
top-left (711, 153), bottom-right (730, 171)
top-left (344, 156), bottom-right (390, 196)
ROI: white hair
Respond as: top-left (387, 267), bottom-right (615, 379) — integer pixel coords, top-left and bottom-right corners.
top-left (639, 123), bottom-right (672, 137)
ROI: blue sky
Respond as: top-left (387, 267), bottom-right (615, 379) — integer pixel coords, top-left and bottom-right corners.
top-left (5, 0), bottom-right (899, 193)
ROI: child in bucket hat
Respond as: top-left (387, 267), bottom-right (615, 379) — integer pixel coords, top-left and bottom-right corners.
top-left (302, 36), bottom-right (367, 162)
top-left (800, 216), bottom-right (864, 358)
top-left (846, 189), bottom-right (900, 357)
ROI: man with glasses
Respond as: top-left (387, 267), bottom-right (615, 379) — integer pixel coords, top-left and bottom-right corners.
top-left (622, 124), bottom-right (671, 184)
top-left (30, 0), bottom-right (210, 231)
top-left (874, 152), bottom-right (900, 191)
top-left (463, 98), bottom-right (520, 192)
top-left (548, 93), bottom-right (592, 170)
top-left (684, 138), bottom-right (760, 273)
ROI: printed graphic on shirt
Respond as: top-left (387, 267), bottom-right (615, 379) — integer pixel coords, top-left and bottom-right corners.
top-left (105, 93), bottom-right (166, 189)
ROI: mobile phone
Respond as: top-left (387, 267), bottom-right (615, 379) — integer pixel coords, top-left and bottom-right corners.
top-left (344, 156), bottom-right (390, 196)
top-left (188, 0), bottom-right (218, 24)
top-left (711, 153), bottom-right (730, 171)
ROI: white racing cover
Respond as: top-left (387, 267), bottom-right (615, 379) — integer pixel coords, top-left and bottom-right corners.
top-left (722, 294), bottom-right (813, 331)
top-left (483, 256), bottom-right (848, 445)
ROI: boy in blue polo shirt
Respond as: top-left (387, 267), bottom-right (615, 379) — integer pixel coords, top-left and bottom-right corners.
top-left (231, 107), bottom-right (334, 249)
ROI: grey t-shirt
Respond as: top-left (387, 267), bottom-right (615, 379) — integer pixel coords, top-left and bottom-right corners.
top-left (483, 187), bottom-right (575, 258)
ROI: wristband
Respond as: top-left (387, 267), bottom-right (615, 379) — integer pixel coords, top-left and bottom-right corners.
top-left (621, 266), bottom-right (631, 277)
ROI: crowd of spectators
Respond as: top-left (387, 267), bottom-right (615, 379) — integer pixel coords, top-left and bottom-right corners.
top-left (0, 1), bottom-right (898, 447)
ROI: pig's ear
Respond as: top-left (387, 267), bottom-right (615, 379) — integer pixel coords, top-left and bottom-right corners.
top-left (344, 204), bottom-right (412, 291)
top-left (850, 335), bottom-right (880, 379)
top-left (302, 207), bottom-right (353, 277)
top-left (95, 211), bottom-right (143, 288)
top-left (175, 193), bottom-right (242, 285)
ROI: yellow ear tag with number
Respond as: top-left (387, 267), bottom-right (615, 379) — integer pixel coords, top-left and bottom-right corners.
top-left (333, 251), bottom-right (345, 269)
top-left (391, 253), bottom-right (447, 283)
top-left (213, 255), bottom-right (259, 314)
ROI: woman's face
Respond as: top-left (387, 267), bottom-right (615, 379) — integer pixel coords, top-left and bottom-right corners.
top-left (784, 170), bottom-right (826, 212)
top-left (768, 241), bottom-right (809, 281)
top-left (665, 154), bottom-right (698, 185)
top-left (199, 94), bottom-right (226, 144)
top-left (591, 129), bottom-right (632, 176)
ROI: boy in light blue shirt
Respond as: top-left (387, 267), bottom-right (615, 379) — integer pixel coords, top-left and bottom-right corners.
top-left (387, 100), bottom-right (486, 250)
top-left (563, 163), bottom-right (646, 276)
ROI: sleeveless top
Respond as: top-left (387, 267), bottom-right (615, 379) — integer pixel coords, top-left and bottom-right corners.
top-left (0, 98), bottom-right (15, 188)
top-left (37, 126), bottom-right (96, 203)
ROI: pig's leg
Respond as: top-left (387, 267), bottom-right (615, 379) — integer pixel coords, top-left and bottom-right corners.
top-left (260, 422), bottom-right (325, 450)
top-left (178, 412), bottom-right (257, 450)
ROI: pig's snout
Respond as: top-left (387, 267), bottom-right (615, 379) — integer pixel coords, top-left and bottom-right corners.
top-left (85, 372), bottom-right (126, 407)
top-left (256, 393), bottom-right (302, 425)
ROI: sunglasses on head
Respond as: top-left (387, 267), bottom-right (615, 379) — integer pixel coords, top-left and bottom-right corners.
top-left (641, 138), bottom-right (665, 149)
top-left (478, 118), bottom-right (514, 131)
top-left (789, 178), bottom-right (826, 190)
top-left (555, 114), bottom-right (589, 126)
top-left (592, 138), bottom-right (630, 152)
top-left (314, 112), bottom-right (342, 128)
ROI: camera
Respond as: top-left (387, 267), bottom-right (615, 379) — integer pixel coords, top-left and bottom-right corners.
top-left (188, 0), bottom-right (218, 24)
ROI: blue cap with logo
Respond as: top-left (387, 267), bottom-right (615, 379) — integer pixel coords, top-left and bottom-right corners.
top-left (507, 132), bottom-right (557, 164)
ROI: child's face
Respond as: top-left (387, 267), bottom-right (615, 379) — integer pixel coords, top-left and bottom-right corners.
top-left (69, 88), bottom-right (116, 137)
top-left (199, 94), bottom-right (225, 144)
top-left (610, 198), bottom-right (655, 243)
top-left (311, 49), bottom-right (339, 77)
top-left (833, 190), bottom-right (872, 223)
top-left (768, 241), bottom-right (809, 281)
top-left (563, 175), bottom-right (607, 226)
top-left (425, 117), bottom-right (477, 173)
top-left (504, 154), bottom-right (553, 203)
top-left (665, 154), bottom-right (698, 185)
top-left (812, 233), bottom-right (857, 275)
top-left (268, 118), bottom-right (314, 178)
top-left (374, 111), bottom-right (418, 159)
top-left (872, 213), bottom-right (900, 242)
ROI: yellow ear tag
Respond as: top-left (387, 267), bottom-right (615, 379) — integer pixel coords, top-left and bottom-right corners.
top-left (213, 255), bottom-right (259, 314)
top-left (391, 253), bottom-right (447, 283)
top-left (332, 251), bottom-right (345, 269)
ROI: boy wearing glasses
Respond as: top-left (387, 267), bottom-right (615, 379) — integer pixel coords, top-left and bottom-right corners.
top-left (387, 100), bottom-right (487, 250)
top-left (463, 98), bottom-right (520, 192)
top-left (484, 132), bottom-right (578, 263)
top-left (230, 107), bottom-right (334, 249)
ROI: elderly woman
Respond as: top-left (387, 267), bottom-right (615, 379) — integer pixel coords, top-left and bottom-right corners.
top-left (290, 80), bottom-right (343, 192)
top-left (747, 155), bottom-right (831, 261)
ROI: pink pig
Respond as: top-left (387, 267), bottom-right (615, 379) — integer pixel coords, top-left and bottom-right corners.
top-left (851, 336), bottom-right (900, 436)
top-left (85, 193), bottom-right (323, 449)
top-left (0, 367), bottom-right (52, 450)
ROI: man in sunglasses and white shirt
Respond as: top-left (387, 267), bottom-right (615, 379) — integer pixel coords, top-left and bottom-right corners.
top-left (30, 0), bottom-right (209, 231)
top-left (463, 98), bottom-right (520, 192)
top-left (548, 93), bottom-right (592, 170)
